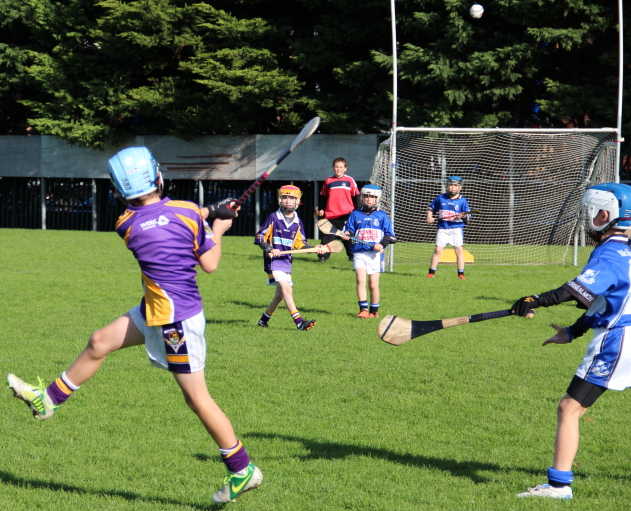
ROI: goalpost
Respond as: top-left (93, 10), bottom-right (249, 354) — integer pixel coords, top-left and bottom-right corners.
top-left (371, 128), bottom-right (619, 268)
top-left (380, 1), bottom-right (624, 269)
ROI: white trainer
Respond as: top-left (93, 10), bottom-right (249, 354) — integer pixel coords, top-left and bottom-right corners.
top-left (517, 483), bottom-right (573, 499)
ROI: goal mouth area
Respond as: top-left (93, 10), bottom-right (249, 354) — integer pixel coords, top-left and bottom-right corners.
top-left (371, 128), bottom-right (619, 267)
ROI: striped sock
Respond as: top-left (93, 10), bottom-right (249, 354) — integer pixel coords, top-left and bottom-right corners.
top-left (258, 310), bottom-right (274, 325)
top-left (218, 440), bottom-right (251, 474)
top-left (358, 301), bottom-right (368, 312)
top-left (290, 310), bottom-right (303, 327)
top-left (46, 371), bottom-right (80, 406)
top-left (369, 303), bottom-right (380, 314)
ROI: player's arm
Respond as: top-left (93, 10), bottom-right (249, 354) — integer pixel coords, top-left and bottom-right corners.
top-left (427, 208), bottom-right (435, 223)
top-left (198, 217), bottom-right (233, 273)
top-left (511, 280), bottom-right (595, 317)
top-left (542, 314), bottom-right (589, 346)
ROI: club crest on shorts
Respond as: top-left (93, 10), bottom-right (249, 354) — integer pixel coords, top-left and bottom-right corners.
top-left (591, 360), bottom-right (611, 377)
top-left (162, 326), bottom-right (186, 352)
top-left (577, 269), bottom-right (599, 285)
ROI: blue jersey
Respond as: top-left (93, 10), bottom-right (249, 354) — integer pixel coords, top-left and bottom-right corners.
top-left (254, 210), bottom-right (309, 273)
top-left (564, 235), bottom-right (631, 330)
top-left (428, 193), bottom-right (470, 229)
top-left (564, 234), bottom-right (631, 390)
top-left (344, 208), bottom-right (395, 254)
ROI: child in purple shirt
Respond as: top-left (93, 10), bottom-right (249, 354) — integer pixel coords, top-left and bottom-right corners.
top-left (7, 147), bottom-right (262, 505)
top-left (255, 185), bottom-right (325, 330)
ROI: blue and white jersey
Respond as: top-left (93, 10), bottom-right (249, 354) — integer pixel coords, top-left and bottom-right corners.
top-left (564, 234), bottom-right (631, 390)
top-left (344, 208), bottom-right (395, 254)
top-left (428, 193), bottom-right (470, 229)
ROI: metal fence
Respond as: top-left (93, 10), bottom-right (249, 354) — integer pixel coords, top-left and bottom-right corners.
top-left (0, 177), bottom-right (370, 239)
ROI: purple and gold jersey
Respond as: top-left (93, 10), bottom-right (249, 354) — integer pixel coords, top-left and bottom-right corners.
top-left (428, 193), bottom-right (470, 229)
top-left (254, 210), bottom-right (308, 273)
top-left (115, 197), bottom-right (216, 326)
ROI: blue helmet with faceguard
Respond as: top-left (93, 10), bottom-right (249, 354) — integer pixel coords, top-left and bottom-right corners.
top-left (108, 146), bottom-right (161, 200)
top-left (361, 184), bottom-right (382, 210)
top-left (582, 183), bottom-right (631, 233)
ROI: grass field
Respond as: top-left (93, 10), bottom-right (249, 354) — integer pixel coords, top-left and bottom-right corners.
top-left (2, 228), bottom-right (631, 510)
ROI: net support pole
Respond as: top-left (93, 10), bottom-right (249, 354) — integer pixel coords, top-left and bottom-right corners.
top-left (198, 180), bottom-right (204, 207)
top-left (616, 0), bottom-right (624, 181)
top-left (388, 0), bottom-right (398, 272)
top-left (40, 177), bottom-right (46, 230)
top-left (314, 182), bottom-right (320, 240)
top-left (92, 178), bottom-right (97, 231)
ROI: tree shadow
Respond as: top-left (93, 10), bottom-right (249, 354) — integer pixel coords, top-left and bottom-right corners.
top-left (226, 300), bottom-right (329, 315)
top-left (0, 470), bottom-right (225, 510)
top-left (243, 432), bottom-right (541, 484)
top-left (205, 318), bottom-right (250, 325)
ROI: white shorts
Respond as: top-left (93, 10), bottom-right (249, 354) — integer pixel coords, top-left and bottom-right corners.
top-left (267, 270), bottom-right (293, 286)
top-left (436, 228), bottom-right (464, 248)
top-left (575, 326), bottom-right (631, 391)
top-left (353, 251), bottom-right (384, 275)
top-left (129, 305), bottom-right (207, 373)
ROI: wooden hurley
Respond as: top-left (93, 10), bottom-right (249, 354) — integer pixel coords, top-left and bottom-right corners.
top-left (276, 240), bottom-right (343, 255)
top-left (377, 308), bottom-right (533, 346)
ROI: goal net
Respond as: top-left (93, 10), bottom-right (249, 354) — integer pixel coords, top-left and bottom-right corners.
top-left (371, 128), bottom-right (619, 267)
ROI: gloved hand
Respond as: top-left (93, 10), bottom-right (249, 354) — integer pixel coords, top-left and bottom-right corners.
top-left (206, 198), bottom-right (238, 219)
top-left (511, 295), bottom-right (540, 317)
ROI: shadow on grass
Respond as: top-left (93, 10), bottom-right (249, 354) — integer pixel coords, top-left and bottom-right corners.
top-left (205, 318), bottom-right (250, 325)
top-left (0, 470), bottom-right (228, 510)
top-left (227, 300), bottom-right (329, 315)
top-left (243, 432), bottom-right (542, 484)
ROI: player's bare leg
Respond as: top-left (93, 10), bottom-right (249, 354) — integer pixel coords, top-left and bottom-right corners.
top-left (368, 273), bottom-right (381, 318)
top-left (355, 268), bottom-right (370, 318)
top-left (455, 245), bottom-right (466, 280)
top-left (65, 313), bottom-right (145, 386)
top-left (278, 280), bottom-right (315, 330)
top-left (174, 370), bottom-right (238, 447)
top-left (428, 246), bottom-right (443, 277)
top-left (552, 394), bottom-right (587, 471)
top-left (8, 313), bottom-right (144, 421)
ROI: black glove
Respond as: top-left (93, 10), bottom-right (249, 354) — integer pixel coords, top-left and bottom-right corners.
top-left (207, 198), bottom-right (238, 219)
top-left (512, 295), bottom-right (540, 317)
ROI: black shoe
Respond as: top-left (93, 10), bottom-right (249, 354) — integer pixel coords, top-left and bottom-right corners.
top-left (297, 319), bottom-right (316, 330)
top-left (257, 321), bottom-right (269, 328)
top-left (317, 257), bottom-right (327, 263)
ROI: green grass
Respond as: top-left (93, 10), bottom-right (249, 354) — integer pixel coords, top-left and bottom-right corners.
top-left (1, 229), bottom-right (630, 510)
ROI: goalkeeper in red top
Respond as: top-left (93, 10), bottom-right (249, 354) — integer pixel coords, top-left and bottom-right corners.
top-left (317, 157), bottom-right (361, 262)
top-left (427, 176), bottom-right (471, 280)
top-left (7, 147), bottom-right (262, 505)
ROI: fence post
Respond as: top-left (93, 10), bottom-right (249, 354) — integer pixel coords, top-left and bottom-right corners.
top-left (313, 181), bottom-right (319, 240)
top-left (41, 177), bottom-right (46, 230)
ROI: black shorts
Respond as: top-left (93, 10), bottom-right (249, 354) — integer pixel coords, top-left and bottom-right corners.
top-left (566, 375), bottom-right (607, 407)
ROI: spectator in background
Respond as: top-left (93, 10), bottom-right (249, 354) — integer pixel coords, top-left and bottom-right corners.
top-left (317, 158), bottom-right (361, 262)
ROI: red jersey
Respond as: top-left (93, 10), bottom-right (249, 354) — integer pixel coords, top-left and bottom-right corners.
top-left (320, 175), bottom-right (360, 219)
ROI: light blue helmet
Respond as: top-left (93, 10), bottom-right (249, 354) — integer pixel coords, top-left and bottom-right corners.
top-left (582, 183), bottom-right (631, 232)
top-left (447, 176), bottom-right (463, 187)
top-left (108, 147), bottom-right (161, 200)
top-left (361, 184), bottom-right (382, 209)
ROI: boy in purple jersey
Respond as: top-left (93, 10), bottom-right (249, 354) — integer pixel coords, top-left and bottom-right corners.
top-left (427, 176), bottom-right (471, 280)
top-left (511, 183), bottom-right (631, 500)
top-left (255, 185), bottom-right (326, 330)
top-left (7, 147), bottom-right (262, 505)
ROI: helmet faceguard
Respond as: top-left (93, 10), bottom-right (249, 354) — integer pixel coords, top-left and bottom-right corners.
top-left (361, 184), bottom-right (382, 210)
top-left (446, 176), bottom-right (463, 197)
top-left (278, 185), bottom-right (302, 214)
top-left (582, 183), bottom-right (631, 239)
top-left (108, 147), bottom-right (162, 201)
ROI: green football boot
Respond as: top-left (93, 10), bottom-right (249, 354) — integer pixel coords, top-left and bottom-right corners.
top-left (211, 462), bottom-right (263, 503)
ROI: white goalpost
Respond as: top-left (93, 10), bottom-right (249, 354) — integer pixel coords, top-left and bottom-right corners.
top-left (371, 128), bottom-right (619, 267)
top-left (380, 0), bottom-right (623, 269)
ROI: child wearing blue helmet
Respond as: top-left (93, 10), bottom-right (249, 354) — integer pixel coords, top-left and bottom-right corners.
top-left (427, 176), bottom-right (471, 280)
top-left (8, 147), bottom-right (262, 505)
top-left (344, 184), bottom-right (396, 318)
top-left (512, 183), bottom-right (631, 500)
